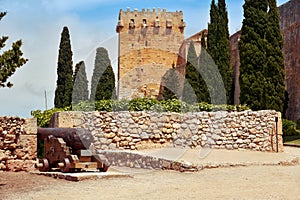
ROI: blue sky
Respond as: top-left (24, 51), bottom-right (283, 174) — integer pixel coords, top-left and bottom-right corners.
top-left (0, 0), bottom-right (289, 118)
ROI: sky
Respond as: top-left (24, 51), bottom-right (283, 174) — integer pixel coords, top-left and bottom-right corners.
top-left (0, 0), bottom-right (289, 118)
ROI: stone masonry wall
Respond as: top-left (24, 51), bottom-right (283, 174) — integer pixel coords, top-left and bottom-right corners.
top-left (279, 0), bottom-right (300, 121)
top-left (117, 8), bottom-right (186, 99)
top-left (0, 117), bottom-right (37, 172)
top-left (51, 110), bottom-right (283, 153)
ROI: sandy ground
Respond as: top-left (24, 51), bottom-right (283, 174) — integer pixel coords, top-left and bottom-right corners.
top-left (1, 147), bottom-right (300, 200)
top-left (1, 166), bottom-right (300, 199)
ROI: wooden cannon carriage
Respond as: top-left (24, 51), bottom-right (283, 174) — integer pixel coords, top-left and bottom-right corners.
top-left (35, 128), bottom-right (108, 173)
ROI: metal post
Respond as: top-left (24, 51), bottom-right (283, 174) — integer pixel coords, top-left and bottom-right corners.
top-left (275, 117), bottom-right (278, 153)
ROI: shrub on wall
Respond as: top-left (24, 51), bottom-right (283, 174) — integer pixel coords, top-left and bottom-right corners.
top-left (296, 118), bottom-right (300, 130)
top-left (31, 107), bottom-right (70, 127)
top-left (31, 98), bottom-right (250, 128)
top-left (282, 119), bottom-right (298, 136)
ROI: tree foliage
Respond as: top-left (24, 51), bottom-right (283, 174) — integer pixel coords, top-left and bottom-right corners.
top-left (264, 0), bottom-right (286, 112)
top-left (90, 47), bottom-right (116, 101)
top-left (54, 26), bottom-right (73, 108)
top-left (239, 0), bottom-right (285, 112)
top-left (159, 64), bottom-right (181, 100)
top-left (0, 12), bottom-right (28, 88)
top-left (207, 0), bottom-right (233, 104)
top-left (32, 99), bottom-right (250, 128)
top-left (72, 61), bottom-right (89, 104)
top-left (182, 41), bottom-right (200, 104)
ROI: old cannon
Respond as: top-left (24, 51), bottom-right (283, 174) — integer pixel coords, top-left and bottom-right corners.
top-left (35, 128), bottom-right (108, 173)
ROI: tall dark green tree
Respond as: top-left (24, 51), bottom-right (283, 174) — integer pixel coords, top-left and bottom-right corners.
top-left (182, 42), bottom-right (198, 104)
top-left (0, 12), bottom-right (28, 88)
top-left (239, 0), bottom-right (285, 112)
top-left (90, 47), bottom-right (116, 101)
top-left (54, 26), bottom-right (73, 108)
top-left (159, 64), bottom-right (180, 100)
top-left (201, 31), bottom-right (207, 49)
top-left (72, 61), bottom-right (89, 104)
top-left (198, 47), bottom-right (212, 104)
top-left (207, 0), bottom-right (233, 104)
top-left (264, 0), bottom-right (286, 113)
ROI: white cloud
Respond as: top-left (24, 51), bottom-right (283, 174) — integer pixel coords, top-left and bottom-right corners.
top-left (0, 0), bottom-right (119, 117)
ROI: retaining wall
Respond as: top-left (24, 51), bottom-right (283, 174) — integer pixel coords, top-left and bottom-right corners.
top-left (0, 117), bottom-right (37, 172)
top-left (51, 110), bottom-right (283, 152)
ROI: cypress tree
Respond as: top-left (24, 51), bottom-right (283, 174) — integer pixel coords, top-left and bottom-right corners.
top-left (198, 47), bottom-right (212, 104)
top-left (90, 47), bottom-right (116, 101)
top-left (207, 0), bottom-right (233, 104)
top-left (159, 64), bottom-right (180, 100)
top-left (182, 41), bottom-right (200, 104)
top-left (54, 26), bottom-right (73, 108)
top-left (201, 31), bottom-right (207, 50)
top-left (239, 0), bottom-right (269, 110)
top-left (0, 12), bottom-right (28, 88)
top-left (72, 61), bottom-right (89, 104)
top-left (207, 0), bottom-right (218, 59)
top-left (263, 0), bottom-right (285, 113)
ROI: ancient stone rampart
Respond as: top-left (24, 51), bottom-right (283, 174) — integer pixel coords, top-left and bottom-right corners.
top-left (279, 0), bottom-right (300, 121)
top-left (117, 8), bottom-right (186, 99)
top-left (51, 110), bottom-right (283, 153)
top-left (0, 117), bottom-right (37, 172)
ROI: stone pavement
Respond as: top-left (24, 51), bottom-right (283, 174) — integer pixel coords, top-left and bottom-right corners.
top-left (32, 147), bottom-right (300, 181)
top-left (141, 146), bottom-right (300, 169)
top-left (31, 171), bottom-right (133, 181)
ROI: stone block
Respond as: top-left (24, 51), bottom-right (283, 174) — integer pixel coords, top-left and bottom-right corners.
top-left (7, 159), bottom-right (36, 172)
top-left (16, 135), bottom-right (37, 160)
top-left (23, 118), bottom-right (37, 135)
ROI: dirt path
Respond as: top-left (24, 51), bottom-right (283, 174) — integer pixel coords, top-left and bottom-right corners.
top-left (1, 164), bottom-right (300, 200)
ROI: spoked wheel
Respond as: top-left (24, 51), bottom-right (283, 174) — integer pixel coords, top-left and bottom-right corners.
top-left (35, 158), bottom-right (49, 172)
top-left (58, 158), bottom-right (71, 173)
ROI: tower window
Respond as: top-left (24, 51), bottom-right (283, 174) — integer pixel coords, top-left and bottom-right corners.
top-left (143, 19), bottom-right (147, 28)
top-left (155, 17), bottom-right (160, 27)
top-left (129, 19), bottom-right (135, 28)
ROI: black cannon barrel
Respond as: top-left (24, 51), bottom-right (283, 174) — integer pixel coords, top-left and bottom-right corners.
top-left (37, 128), bottom-right (93, 150)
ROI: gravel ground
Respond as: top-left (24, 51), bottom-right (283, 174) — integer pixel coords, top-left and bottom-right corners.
top-left (1, 147), bottom-right (300, 200)
top-left (1, 164), bottom-right (299, 200)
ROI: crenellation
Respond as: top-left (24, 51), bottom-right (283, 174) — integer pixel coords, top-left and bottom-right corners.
top-left (117, 8), bottom-right (186, 99)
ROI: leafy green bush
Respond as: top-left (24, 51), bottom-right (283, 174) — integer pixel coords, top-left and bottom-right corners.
top-left (282, 119), bottom-right (298, 136)
top-left (31, 107), bottom-right (70, 127)
top-left (31, 98), bottom-right (250, 127)
top-left (129, 98), bottom-right (159, 111)
top-left (72, 101), bottom-right (94, 111)
top-left (296, 118), bottom-right (300, 130)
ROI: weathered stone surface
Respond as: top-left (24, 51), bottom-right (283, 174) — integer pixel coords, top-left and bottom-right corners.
top-left (117, 9), bottom-right (185, 99)
top-left (52, 111), bottom-right (283, 152)
top-left (0, 117), bottom-right (37, 172)
top-left (279, 0), bottom-right (300, 121)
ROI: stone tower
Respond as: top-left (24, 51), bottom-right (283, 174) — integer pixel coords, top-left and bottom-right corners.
top-left (116, 8), bottom-right (186, 99)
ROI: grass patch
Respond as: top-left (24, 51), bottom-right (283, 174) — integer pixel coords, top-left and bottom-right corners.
top-left (283, 135), bottom-right (300, 145)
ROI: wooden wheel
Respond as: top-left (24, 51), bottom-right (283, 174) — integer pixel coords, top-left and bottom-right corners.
top-left (59, 158), bottom-right (71, 173)
top-left (36, 158), bottom-right (49, 172)
top-left (98, 164), bottom-right (109, 172)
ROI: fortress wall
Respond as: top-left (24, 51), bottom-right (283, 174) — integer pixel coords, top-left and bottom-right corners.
top-left (51, 110), bottom-right (283, 153)
top-left (0, 117), bottom-right (37, 172)
top-left (117, 8), bottom-right (186, 99)
top-left (279, 0), bottom-right (300, 121)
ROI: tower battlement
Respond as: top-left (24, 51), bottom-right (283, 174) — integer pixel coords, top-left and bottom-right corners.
top-left (116, 8), bottom-right (186, 33)
top-left (116, 8), bottom-right (186, 99)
